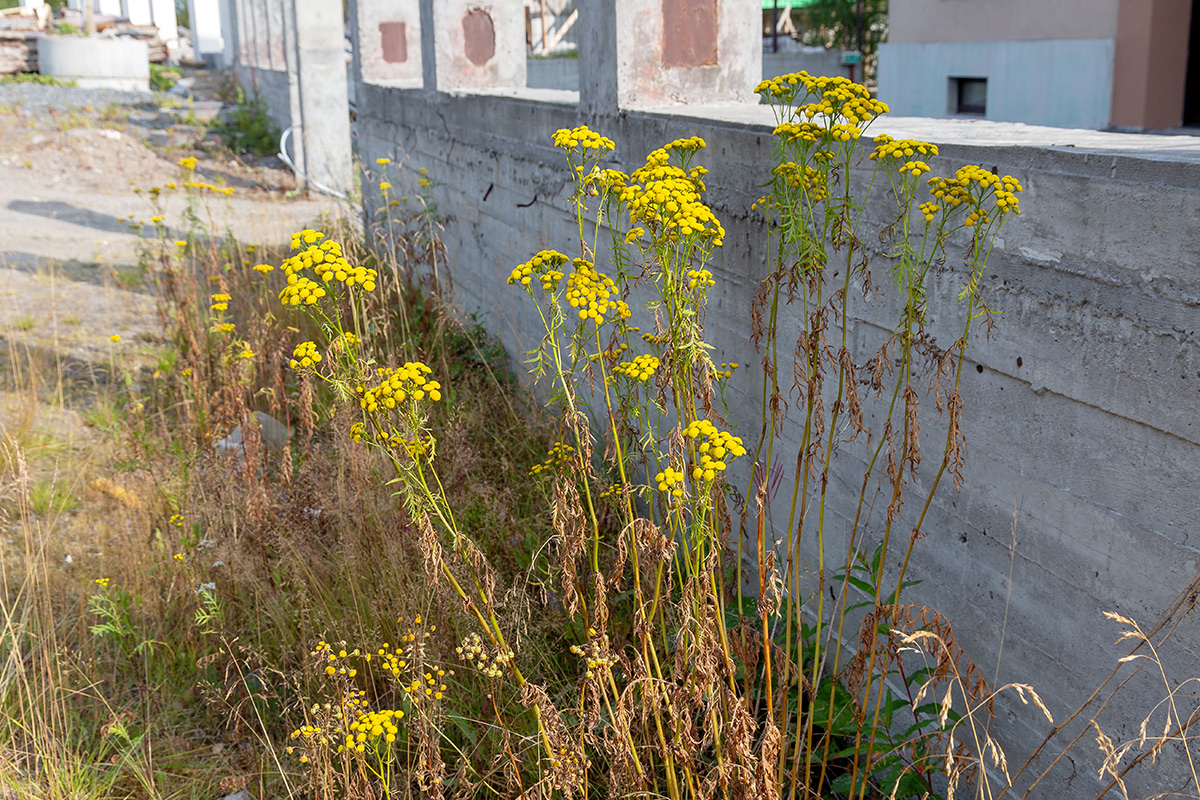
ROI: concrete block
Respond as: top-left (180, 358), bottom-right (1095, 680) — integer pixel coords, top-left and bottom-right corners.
top-left (37, 36), bottom-right (150, 91)
top-left (424, 0), bottom-right (525, 91)
top-left (357, 0), bottom-right (422, 88)
top-left (577, 0), bottom-right (759, 112)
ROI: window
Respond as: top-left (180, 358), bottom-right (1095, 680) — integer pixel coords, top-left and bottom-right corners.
top-left (952, 77), bottom-right (987, 116)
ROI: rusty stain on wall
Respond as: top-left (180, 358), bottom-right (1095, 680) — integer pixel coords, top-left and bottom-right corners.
top-left (662, 0), bottom-right (718, 68)
top-left (379, 21), bottom-right (408, 63)
top-left (462, 8), bottom-right (495, 67)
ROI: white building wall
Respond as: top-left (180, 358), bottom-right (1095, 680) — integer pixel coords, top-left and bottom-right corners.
top-left (877, 39), bottom-right (1116, 129)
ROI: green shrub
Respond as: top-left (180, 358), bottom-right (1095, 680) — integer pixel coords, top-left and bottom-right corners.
top-left (208, 87), bottom-right (280, 157)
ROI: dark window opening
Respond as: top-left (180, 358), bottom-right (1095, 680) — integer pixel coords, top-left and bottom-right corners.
top-left (952, 77), bottom-right (988, 116)
top-left (1184, 0), bottom-right (1199, 126)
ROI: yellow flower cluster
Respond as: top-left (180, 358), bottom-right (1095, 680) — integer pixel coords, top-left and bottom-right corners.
top-left (919, 201), bottom-right (939, 223)
top-left (290, 341), bottom-right (322, 370)
top-left (209, 293), bottom-right (231, 312)
top-left (686, 268), bottom-right (715, 289)
top-left (925, 165), bottom-right (1023, 225)
top-left (552, 125), bottom-right (615, 154)
top-left (177, 156), bottom-right (197, 170)
top-left (253, 263), bottom-right (274, 274)
top-left (358, 362), bottom-right (442, 412)
top-left (374, 642), bottom-right (408, 677)
top-left (283, 231), bottom-right (377, 292)
top-left (654, 467), bottom-right (685, 500)
top-left (507, 249), bottom-right (569, 290)
top-left (773, 161), bottom-right (828, 202)
top-left (772, 120), bottom-right (827, 145)
top-left (613, 353), bottom-right (660, 382)
top-left (715, 361), bottom-right (739, 380)
top-left (95, 577), bottom-right (110, 588)
top-left (170, 514), bottom-right (184, 527)
top-left (279, 275), bottom-right (327, 306)
top-left (314, 640), bottom-right (361, 678)
top-left (870, 135), bottom-right (939, 162)
top-left (348, 709), bottom-right (404, 747)
top-left (215, 322), bottom-right (235, 333)
top-left (683, 419), bottom-right (747, 482)
top-left (404, 669), bottom-right (449, 702)
top-left (565, 259), bottom-right (630, 325)
top-left (899, 160), bottom-right (930, 178)
top-left (664, 136), bottom-right (706, 155)
top-left (287, 723), bottom-right (326, 761)
top-left (624, 227), bottom-right (645, 245)
top-left (530, 441), bottom-right (575, 475)
top-left (619, 151), bottom-right (726, 245)
top-left (758, 74), bottom-right (888, 136)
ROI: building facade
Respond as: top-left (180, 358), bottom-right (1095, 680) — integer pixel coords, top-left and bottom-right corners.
top-left (879, 0), bottom-right (1197, 130)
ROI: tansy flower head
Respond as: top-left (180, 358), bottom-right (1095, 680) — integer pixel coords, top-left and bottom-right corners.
top-left (109, 334), bottom-right (121, 342)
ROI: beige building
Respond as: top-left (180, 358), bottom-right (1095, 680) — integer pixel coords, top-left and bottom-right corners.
top-left (879, 0), bottom-right (1198, 130)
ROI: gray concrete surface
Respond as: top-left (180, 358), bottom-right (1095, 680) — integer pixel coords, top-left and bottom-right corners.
top-left (353, 80), bottom-right (1200, 797)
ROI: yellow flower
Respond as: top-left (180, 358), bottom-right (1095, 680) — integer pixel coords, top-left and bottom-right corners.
top-left (379, 182), bottom-right (391, 190)
top-left (177, 156), bottom-right (198, 170)
top-left (173, 553), bottom-right (184, 562)
top-left (94, 577), bottom-right (109, 588)
top-left (216, 323), bottom-right (235, 333)
top-left (238, 347), bottom-right (254, 360)
top-left (169, 514), bottom-right (184, 527)
top-left (109, 334), bottom-right (121, 343)
top-left (289, 341), bottom-right (322, 370)
top-left (252, 263), bottom-right (273, 273)
top-left (613, 353), bottom-right (661, 382)
top-left (376, 157), bottom-right (391, 165)
top-left (181, 368), bottom-right (192, 377)
top-left (174, 240), bottom-right (187, 247)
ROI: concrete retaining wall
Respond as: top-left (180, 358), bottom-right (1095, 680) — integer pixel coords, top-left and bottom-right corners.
top-left (355, 81), bottom-right (1200, 796)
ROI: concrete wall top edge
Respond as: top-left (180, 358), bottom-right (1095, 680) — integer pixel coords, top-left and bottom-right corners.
top-left (356, 84), bottom-right (1200, 187)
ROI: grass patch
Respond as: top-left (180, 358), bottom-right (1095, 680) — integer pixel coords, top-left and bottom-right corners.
top-left (0, 73), bottom-right (77, 87)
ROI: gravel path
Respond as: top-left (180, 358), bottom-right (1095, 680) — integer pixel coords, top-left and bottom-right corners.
top-left (0, 83), bottom-right (156, 112)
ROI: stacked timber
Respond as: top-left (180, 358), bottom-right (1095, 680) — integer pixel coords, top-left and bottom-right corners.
top-left (0, 31), bottom-right (40, 75)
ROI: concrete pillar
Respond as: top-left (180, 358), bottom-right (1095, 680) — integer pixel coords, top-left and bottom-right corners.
top-left (577, 0), bottom-right (759, 111)
top-left (421, 0), bottom-right (525, 91)
top-left (189, 0), bottom-right (228, 65)
top-left (292, 0), bottom-right (353, 194)
top-left (219, 0), bottom-right (235, 67)
top-left (356, 0), bottom-right (422, 87)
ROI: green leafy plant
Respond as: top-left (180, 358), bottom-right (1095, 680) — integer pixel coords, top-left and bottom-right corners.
top-left (208, 87), bottom-right (280, 156)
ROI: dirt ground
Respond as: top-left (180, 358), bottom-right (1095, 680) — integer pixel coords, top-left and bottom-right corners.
top-left (0, 77), bottom-right (349, 370)
top-left (0, 75), bottom-right (353, 534)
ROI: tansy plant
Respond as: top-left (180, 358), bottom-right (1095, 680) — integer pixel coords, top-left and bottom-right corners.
top-left (258, 73), bottom-right (1029, 800)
